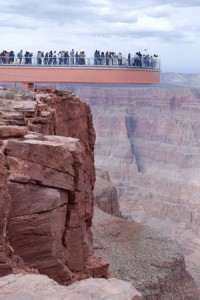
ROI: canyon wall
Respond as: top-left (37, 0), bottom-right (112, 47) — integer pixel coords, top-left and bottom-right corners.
top-left (0, 90), bottom-right (108, 284)
top-left (67, 84), bottom-right (200, 288)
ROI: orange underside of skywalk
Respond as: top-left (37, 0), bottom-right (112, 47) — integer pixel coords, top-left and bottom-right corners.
top-left (0, 67), bottom-right (160, 85)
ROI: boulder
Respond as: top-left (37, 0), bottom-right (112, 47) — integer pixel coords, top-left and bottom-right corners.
top-left (94, 168), bottom-right (120, 216)
top-left (0, 274), bottom-right (143, 300)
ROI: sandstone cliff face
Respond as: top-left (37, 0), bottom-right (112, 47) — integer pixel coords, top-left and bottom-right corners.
top-left (94, 168), bottom-right (120, 216)
top-left (0, 149), bottom-right (12, 276)
top-left (0, 90), bottom-right (108, 284)
top-left (67, 85), bottom-right (200, 289)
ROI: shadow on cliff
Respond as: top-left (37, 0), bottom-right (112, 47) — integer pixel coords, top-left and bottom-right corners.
top-left (125, 114), bottom-right (143, 172)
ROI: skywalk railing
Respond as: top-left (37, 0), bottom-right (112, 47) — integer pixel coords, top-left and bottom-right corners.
top-left (0, 56), bottom-right (160, 70)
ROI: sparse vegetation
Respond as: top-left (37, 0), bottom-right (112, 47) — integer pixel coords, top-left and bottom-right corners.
top-left (5, 92), bottom-right (14, 99)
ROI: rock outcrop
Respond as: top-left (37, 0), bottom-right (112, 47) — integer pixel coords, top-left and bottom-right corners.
top-left (94, 168), bottom-right (120, 216)
top-left (0, 90), bottom-right (108, 284)
top-left (0, 274), bottom-right (143, 300)
top-left (66, 84), bottom-right (200, 289)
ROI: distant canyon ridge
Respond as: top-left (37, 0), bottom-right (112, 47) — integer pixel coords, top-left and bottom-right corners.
top-left (66, 73), bottom-right (200, 288)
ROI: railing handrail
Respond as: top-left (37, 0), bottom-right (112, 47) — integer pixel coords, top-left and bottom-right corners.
top-left (0, 55), bottom-right (160, 71)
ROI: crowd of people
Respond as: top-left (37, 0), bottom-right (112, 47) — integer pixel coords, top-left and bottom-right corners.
top-left (0, 49), bottom-right (86, 66)
top-left (93, 50), bottom-right (159, 68)
top-left (94, 50), bottom-right (123, 66)
top-left (0, 49), bottom-right (159, 69)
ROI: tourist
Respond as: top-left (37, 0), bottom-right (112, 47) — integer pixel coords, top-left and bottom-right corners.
top-left (94, 50), bottom-right (98, 65)
top-left (133, 52), bottom-right (141, 67)
top-left (48, 51), bottom-right (53, 64)
top-left (64, 51), bottom-right (69, 65)
top-left (100, 52), bottom-right (104, 65)
top-left (105, 51), bottom-right (109, 65)
top-left (97, 51), bottom-right (101, 65)
top-left (9, 51), bottom-right (15, 64)
top-left (29, 53), bottom-right (33, 64)
top-left (118, 52), bottom-right (122, 65)
top-left (79, 51), bottom-right (86, 65)
top-left (44, 52), bottom-right (48, 65)
top-left (5, 51), bottom-right (9, 64)
top-left (70, 49), bottom-right (74, 65)
top-left (128, 53), bottom-right (131, 66)
top-left (37, 51), bottom-right (42, 65)
top-left (53, 51), bottom-right (57, 64)
top-left (58, 51), bottom-right (62, 65)
top-left (17, 50), bottom-right (23, 64)
top-left (24, 51), bottom-right (30, 64)
top-left (75, 51), bottom-right (79, 65)
top-left (143, 54), bottom-right (149, 68)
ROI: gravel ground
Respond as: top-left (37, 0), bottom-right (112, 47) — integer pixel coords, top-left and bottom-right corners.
top-left (92, 207), bottom-right (199, 299)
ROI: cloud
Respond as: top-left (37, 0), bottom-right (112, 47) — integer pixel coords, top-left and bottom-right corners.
top-left (140, 0), bottom-right (200, 7)
top-left (173, 0), bottom-right (200, 7)
top-left (0, 0), bottom-right (200, 72)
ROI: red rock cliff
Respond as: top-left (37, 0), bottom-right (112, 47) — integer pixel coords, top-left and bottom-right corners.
top-left (0, 90), bottom-right (108, 283)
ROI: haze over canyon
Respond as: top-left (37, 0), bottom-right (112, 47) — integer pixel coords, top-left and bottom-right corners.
top-left (66, 74), bottom-right (200, 289)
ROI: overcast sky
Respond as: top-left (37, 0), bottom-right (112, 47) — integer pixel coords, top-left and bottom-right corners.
top-left (1, 0), bottom-right (200, 73)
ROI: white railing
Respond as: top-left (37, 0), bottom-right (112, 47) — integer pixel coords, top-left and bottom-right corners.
top-left (0, 56), bottom-right (160, 70)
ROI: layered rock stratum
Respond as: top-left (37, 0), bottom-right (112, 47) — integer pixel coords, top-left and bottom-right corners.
top-left (67, 84), bottom-right (200, 289)
top-left (0, 89), bottom-right (108, 283)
